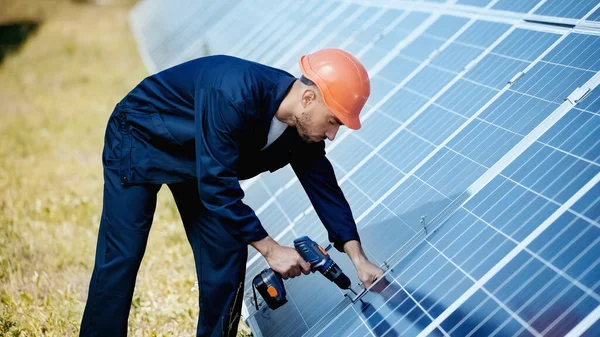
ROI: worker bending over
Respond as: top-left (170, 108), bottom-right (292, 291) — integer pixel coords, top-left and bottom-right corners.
top-left (80, 48), bottom-right (385, 337)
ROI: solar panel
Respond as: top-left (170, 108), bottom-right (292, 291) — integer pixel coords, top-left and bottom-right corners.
top-left (492, 0), bottom-right (540, 13)
top-left (588, 7), bottom-right (600, 21)
top-left (534, 0), bottom-right (599, 19)
top-left (128, 0), bottom-right (600, 336)
top-left (457, 0), bottom-right (493, 7)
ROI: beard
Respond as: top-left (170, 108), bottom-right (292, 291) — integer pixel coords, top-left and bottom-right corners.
top-left (295, 111), bottom-right (314, 143)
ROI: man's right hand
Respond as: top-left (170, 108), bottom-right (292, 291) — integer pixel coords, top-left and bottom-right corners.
top-left (250, 236), bottom-right (310, 279)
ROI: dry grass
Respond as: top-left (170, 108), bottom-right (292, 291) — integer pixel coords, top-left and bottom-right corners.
top-left (0, 1), bottom-right (251, 336)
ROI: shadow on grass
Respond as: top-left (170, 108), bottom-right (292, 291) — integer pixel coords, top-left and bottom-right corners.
top-left (0, 20), bottom-right (40, 64)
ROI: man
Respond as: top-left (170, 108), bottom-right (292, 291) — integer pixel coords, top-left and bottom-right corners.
top-left (80, 48), bottom-right (385, 337)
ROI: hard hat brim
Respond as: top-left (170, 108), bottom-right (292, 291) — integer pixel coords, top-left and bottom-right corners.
top-left (299, 55), bottom-right (362, 130)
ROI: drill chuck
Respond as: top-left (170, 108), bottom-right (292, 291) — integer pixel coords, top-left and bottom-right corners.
top-left (323, 262), bottom-right (351, 289)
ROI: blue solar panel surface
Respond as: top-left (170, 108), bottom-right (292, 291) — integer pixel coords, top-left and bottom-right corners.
top-left (128, 0), bottom-right (600, 336)
top-left (589, 7), bottom-right (600, 21)
top-left (534, 0), bottom-right (599, 19)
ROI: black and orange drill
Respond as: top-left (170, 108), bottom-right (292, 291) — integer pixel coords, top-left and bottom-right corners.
top-left (252, 236), bottom-right (351, 310)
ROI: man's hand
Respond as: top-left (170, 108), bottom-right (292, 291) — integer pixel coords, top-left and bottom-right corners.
top-left (250, 236), bottom-right (310, 279)
top-left (355, 260), bottom-right (386, 288)
top-left (343, 240), bottom-right (385, 288)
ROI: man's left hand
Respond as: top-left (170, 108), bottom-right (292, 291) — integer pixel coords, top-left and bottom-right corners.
top-left (343, 240), bottom-right (385, 288)
top-left (355, 259), bottom-right (385, 288)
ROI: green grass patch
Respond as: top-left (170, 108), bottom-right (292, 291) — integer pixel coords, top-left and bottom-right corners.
top-left (0, 1), bottom-right (252, 336)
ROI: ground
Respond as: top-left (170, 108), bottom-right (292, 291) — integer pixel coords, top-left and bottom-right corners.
top-left (0, 1), bottom-right (252, 336)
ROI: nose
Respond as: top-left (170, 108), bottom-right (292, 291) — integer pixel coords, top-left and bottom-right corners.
top-left (326, 125), bottom-right (340, 141)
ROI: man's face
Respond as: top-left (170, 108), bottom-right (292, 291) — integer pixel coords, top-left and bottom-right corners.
top-left (296, 88), bottom-right (343, 143)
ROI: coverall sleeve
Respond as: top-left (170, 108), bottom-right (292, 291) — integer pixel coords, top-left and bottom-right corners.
top-left (291, 142), bottom-right (361, 253)
top-left (194, 87), bottom-right (269, 244)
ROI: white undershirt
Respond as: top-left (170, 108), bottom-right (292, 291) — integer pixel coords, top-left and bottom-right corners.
top-left (261, 116), bottom-right (288, 150)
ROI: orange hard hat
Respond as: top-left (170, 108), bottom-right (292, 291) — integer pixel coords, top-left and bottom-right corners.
top-left (299, 48), bottom-right (370, 130)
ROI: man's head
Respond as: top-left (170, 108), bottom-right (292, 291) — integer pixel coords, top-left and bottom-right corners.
top-left (284, 49), bottom-right (370, 144)
top-left (294, 75), bottom-right (345, 143)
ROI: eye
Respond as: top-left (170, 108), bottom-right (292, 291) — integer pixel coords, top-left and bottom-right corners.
top-left (329, 119), bottom-right (334, 125)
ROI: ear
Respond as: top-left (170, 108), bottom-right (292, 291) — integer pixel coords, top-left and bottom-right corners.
top-left (301, 89), bottom-right (317, 108)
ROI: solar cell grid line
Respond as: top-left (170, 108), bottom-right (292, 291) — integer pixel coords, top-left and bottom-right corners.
top-left (278, 3), bottom-right (378, 72)
top-left (129, 0), bottom-right (197, 70)
top-left (414, 80), bottom-right (598, 334)
top-left (523, 246), bottom-right (599, 334)
top-left (335, 8), bottom-right (411, 66)
top-left (565, 305), bottom-right (600, 336)
top-left (224, 0), bottom-right (296, 56)
top-left (326, 232), bottom-right (448, 334)
top-left (327, 18), bottom-right (511, 159)
top-left (332, 239), bottom-right (516, 335)
top-left (236, 1), bottom-right (316, 60)
top-left (358, 27), bottom-right (567, 272)
top-left (386, 219), bottom-right (512, 336)
top-left (544, 103), bottom-right (600, 167)
top-left (457, 204), bottom-right (600, 311)
top-left (388, 243), bottom-right (540, 337)
top-left (272, 4), bottom-right (386, 69)
top-left (312, 245), bottom-right (447, 337)
top-left (162, 0), bottom-right (237, 50)
top-left (345, 0), bottom-right (530, 23)
top-left (405, 28), bottom-right (577, 206)
top-left (276, 3), bottom-right (370, 66)
top-left (129, 0), bottom-right (222, 72)
top-left (186, 2), bottom-right (259, 57)
top-left (420, 175), bottom-right (600, 336)
top-left (587, 6), bottom-right (600, 21)
top-left (454, 48), bottom-right (600, 205)
top-left (352, 279), bottom-right (452, 337)
top-left (380, 217), bottom-right (540, 335)
top-left (456, 0), bottom-right (493, 7)
top-left (151, 0), bottom-right (238, 71)
top-left (254, 0), bottom-right (341, 64)
top-left (284, 6), bottom-right (420, 79)
top-left (468, 174), bottom-right (596, 257)
top-left (256, 178), bottom-right (296, 239)
top-left (166, 0), bottom-right (251, 66)
top-left (201, 0), bottom-right (275, 53)
top-left (238, 0), bottom-right (313, 60)
top-left (463, 177), bottom-right (589, 252)
top-left (199, 0), bottom-right (253, 35)
top-left (522, 147), bottom-right (599, 206)
top-left (346, 250), bottom-right (470, 337)
top-left (128, 5), bottom-right (157, 73)
top-left (307, 301), bottom-right (375, 337)
top-left (534, 0), bottom-right (600, 20)
top-left (408, 94), bottom-right (596, 272)
top-left (330, 17), bottom-right (495, 181)
top-left (247, 0), bottom-right (329, 63)
top-left (316, 10), bottom-right (438, 131)
top-left (491, 0), bottom-right (541, 14)
top-left (483, 248), bottom-right (598, 336)
top-left (258, 2), bottom-right (350, 66)
top-left (356, 20), bottom-right (520, 207)
top-left (335, 8), bottom-right (413, 68)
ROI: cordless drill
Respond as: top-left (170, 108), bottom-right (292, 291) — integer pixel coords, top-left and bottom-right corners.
top-left (252, 236), bottom-right (351, 310)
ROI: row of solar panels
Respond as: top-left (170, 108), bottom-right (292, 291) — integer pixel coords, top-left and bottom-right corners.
top-left (129, 0), bottom-right (600, 74)
top-left (129, 0), bottom-right (600, 336)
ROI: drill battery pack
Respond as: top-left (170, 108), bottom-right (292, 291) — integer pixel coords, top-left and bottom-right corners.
top-left (252, 268), bottom-right (287, 310)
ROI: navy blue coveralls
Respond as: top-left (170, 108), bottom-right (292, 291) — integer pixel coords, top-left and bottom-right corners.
top-left (80, 55), bottom-right (361, 337)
